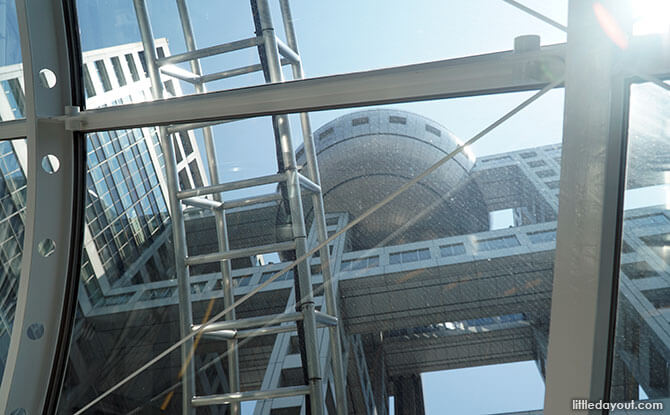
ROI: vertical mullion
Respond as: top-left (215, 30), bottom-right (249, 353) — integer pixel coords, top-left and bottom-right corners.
top-left (543, 0), bottom-right (628, 413)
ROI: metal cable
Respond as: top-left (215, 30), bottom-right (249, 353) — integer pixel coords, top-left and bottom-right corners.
top-left (501, 0), bottom-right (567, 32)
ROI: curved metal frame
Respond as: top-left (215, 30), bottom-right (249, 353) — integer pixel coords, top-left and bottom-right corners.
top-left (0, 0), bottom-right (84, 413)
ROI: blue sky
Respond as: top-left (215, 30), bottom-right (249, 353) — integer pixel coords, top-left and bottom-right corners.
top-left (73, 1), bottom-right (574, 413)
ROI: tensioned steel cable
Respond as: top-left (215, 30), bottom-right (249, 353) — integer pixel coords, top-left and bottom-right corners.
top-left (501, 0), bottom-right (567, 33)
top-left (75, 76), bottom-right (563, 414)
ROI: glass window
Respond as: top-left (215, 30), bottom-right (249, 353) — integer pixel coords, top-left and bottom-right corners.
top-left (110, 56), bottom-right (127, 86)
top-left (440, 243), bottom-right (466, 257)
top-left (124, 53), bottom-right (140, 82)
top-left (83, 64), bottom-right (96, 98)
top-left (94, 60), bottom-right (112, 92)
top-left (611, 81), bottom-right (670, 407)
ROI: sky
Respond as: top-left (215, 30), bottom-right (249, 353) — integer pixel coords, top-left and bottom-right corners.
top-left (72, 1), bottom-right (568, 413)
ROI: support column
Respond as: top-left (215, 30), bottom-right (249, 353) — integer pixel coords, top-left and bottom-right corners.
top-left (543, 0), bottom-right (629, 413)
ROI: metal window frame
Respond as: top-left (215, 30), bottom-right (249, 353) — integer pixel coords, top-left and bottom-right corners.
top-left (0, 1), bottom-right (85, 414)
top-left (0, 0), bottom-right (668, 413)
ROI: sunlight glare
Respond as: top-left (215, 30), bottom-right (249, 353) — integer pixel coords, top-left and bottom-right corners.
top-left (632, 0), bottom-right (670, 35)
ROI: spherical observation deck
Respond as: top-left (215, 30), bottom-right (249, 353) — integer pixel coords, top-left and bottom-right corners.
top-left (297, 109), bottom-right (489, 251)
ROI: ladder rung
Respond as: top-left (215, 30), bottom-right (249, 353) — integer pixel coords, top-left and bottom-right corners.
top-left (236, 323), bottom-right (297, 339)
top-left (224, 192), bottom-right (282, 209)
top-left (201, 330), bottom-right (236, 341)
top-left (157, 36), bottom-right (262, 67)
top-left (160, 65), bottom-right (199, 83)
top-left (167, 119), bottom-right (234, 134)
top-left (177, 173), bottom-right (286, 199)
top-left (297, 173), bottom-right (321, 194)
top-left (191, 385), bottom-right (310, 406)
top-left (185, 241), bottom-right (296, 266)
top-left (202, 319), bottom-right (336, 342)
top-left (276, 37), bottom-right (301, 64)
top-left (314, 311), bottom-right (338, 327)
top-left (193, 311), bottom-right (303, 333)
top-left (199, 58), bottom-right (292, 83)
top-left (182, 196), bottom-right (223, 210)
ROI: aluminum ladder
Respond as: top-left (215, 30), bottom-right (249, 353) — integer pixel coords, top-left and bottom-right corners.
top-left (131, 0), bottom-right (347, 414)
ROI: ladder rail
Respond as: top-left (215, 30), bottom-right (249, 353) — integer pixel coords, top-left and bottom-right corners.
top-left (279, 0), bottom-right (349, 413)
top-left (132, 1), bottom-right (345, 413)
top-left (174, 1), bottom-right (242, 413)
top-left (132, 1), bottom-right (196, 414)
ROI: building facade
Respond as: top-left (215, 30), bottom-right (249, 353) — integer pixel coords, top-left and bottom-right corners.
top-left (0, 40), bottom-right (207, 383)
top-left (52, 109), bottom-right (670, 414)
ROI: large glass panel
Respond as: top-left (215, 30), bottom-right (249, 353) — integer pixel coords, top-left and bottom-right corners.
top-left (74, 0), bottom-right (567, 105)
top-left (60, 77), bottom-right (564, 412)
top-left (610, 80), bottom-right (670, 412)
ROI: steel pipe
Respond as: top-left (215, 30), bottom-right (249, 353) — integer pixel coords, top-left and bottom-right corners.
top-left (279, 1), bottom-right (349, 411)
top-left (185, 241), bottom-right (296, 266)
top-left (192, 311), bottom-right (303, 332)
top-left (297, 172), bottom-right (321, 193)
top-left (276, 37), bottom-right (301, 64)
top-left (223, 192), bottom-right (282, 209)
top-left (60, 44), bottom-right (567, 133)
top-left (177, 172), bottom-right (285, 199)
top-left (133, 1), bottom-right (196, 413)
top-left (181, 196), bottom-right (223, 210)
top-left (191, 385), bottom-right (310, 406)
top-left (156, 37), bottom-right (262, 67)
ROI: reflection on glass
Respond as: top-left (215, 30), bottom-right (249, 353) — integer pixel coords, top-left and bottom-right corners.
top-left (60, 80), bottom-right (565, 413)
top-left (611, 81), bottom-right (670, 408)
top-left (0, 139), bottom-right (26, 380)
top-left (75, 0), bottom-right (567, 103)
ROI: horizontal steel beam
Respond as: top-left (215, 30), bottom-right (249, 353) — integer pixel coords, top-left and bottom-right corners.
top-left (61, 44), bottom-right (569, 132)
top-left (166, 119), bottom-right (233, 134)
top-left (0, 119), bottom-right (27, 140)
top-left (192, 311), bottom-right (303, 332)
top-left (191, 385), bottom-right (310, 406)
top-left (185, 240), bottom-right (296, 266)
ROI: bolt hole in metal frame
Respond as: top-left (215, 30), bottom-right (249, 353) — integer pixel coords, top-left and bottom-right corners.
top-left (0, 1), bottom-right (668, 414)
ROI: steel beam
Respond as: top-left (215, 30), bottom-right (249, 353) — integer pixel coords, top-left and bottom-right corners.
top-left (133, 1), bottom-right (196, 413)
top-left (544, 1), bottom-right (629, 413)
top-left (0, 119), bottom-right (27, 140)
top-left (61, 44), bottom-right (568, 132)
top-left (0, 0), bottom-right (82, 413)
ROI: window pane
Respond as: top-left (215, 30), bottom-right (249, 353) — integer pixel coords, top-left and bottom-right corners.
top-left (611, 80), bottom-right (670, 407)
top-left (0, 139), bottom-right (26, 381)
